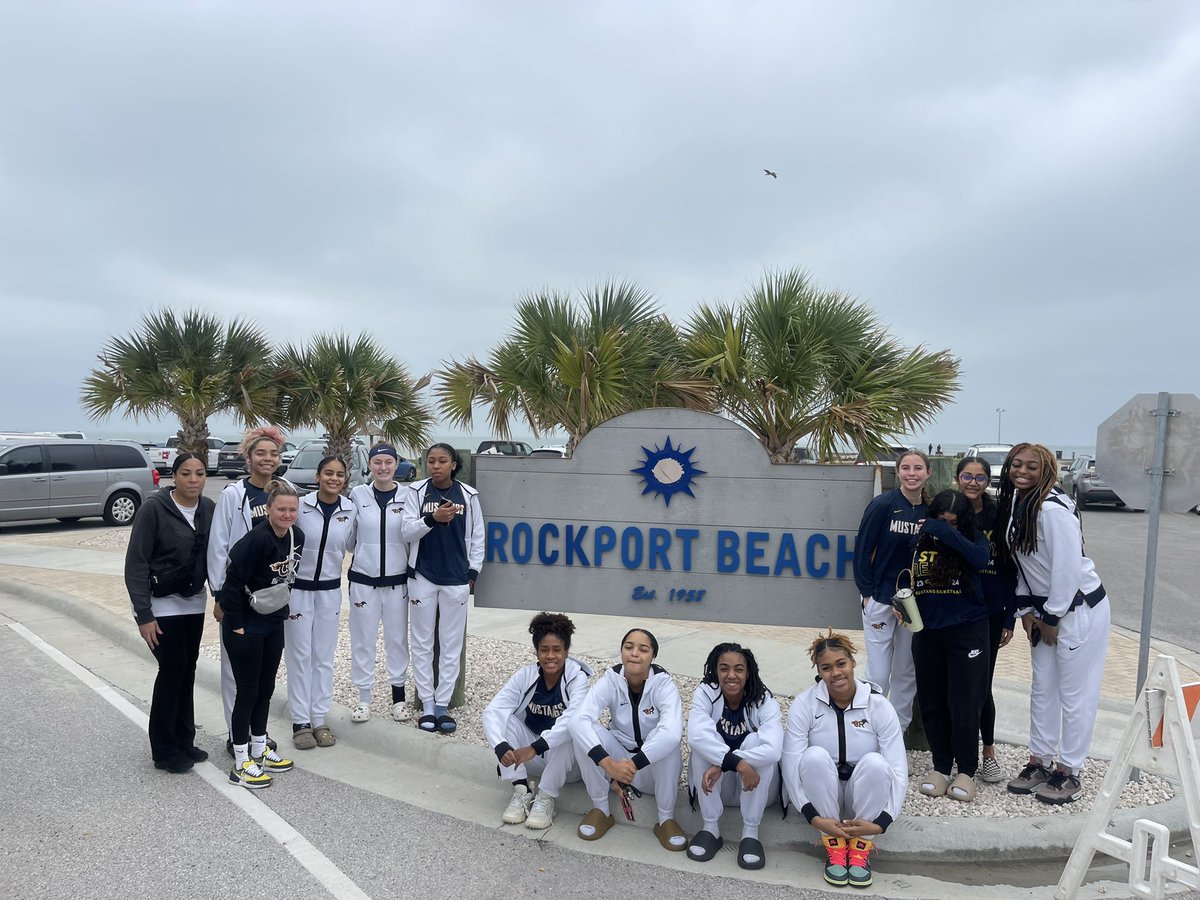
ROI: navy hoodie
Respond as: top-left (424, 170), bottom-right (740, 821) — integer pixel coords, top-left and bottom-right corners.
top-left (853, 489), bottom-right (927, 605)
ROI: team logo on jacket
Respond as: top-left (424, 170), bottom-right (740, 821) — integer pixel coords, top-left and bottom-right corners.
top-left (288, 612), bottom-right (303, 620)
top-left (642, 706), bottom-right (657, 716)
top-left (630, 436), bottom-right (705, 506)
top-left (871, 621), bottom-right (886, 630)
top-left (852, 719), bottom-right (869, 728)
top-left (336, 516), bottom-right (349, 523)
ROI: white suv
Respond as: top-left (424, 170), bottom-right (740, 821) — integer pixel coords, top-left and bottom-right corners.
top-left (963, 444), bottom-right (1013, 496)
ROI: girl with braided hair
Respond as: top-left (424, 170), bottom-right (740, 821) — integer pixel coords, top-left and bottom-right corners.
top-left (907, 489), bottom-right (991, 802)
top-left (685, 642), bottom-right (782, 870)
top-left (997, 443), bottom-right (1110, 805)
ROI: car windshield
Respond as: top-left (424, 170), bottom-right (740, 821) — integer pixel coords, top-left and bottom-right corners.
top-left (291, 447), bottom-right (328, 469)
top-left (979, 451), bottom-right (1008, 467)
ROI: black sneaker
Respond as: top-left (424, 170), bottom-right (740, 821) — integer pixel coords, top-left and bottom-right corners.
top-left (1007, 762), bottom-right (1052, 794)
top-left (1035, 770), bottom-right (1082, 805)
top-left (154, 755), bottom-right (194, 774)
top-left (183, 746), bottom-right (209, 763)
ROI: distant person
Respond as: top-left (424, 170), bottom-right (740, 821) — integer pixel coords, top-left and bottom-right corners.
top-left (782, 631), bottom-right (906, 889)
top-left (955, 456), bottom-right (1018, 784)
top-left (935, 444), bottom-right (942, 456)
top-left (401, 443), bottom-right (485, 734)
top-left (852, 448), bottom-right (931, 732)
top-left (483, 612), bottom-right (590, 831)
top-left (217, 480), bottom-right (303, 789)
top-left (686, 642), bottom-right (782, 870)
top-left (928, 443), bottom-right (933, 456)
top-left (908, 489), bottom-right (990, 802)
top-left (347, 444), bottom-right (411, 724)
top-left (124, 452), bottom-right (215, 773)
top-left (570, 628), bottom-right (687, 851)
top-left (286, 455), bottom-right (356, 750)
top-left (207, 426), bottom-right (289, 758)
top-left (998, 443), bottom-right (1111, 805)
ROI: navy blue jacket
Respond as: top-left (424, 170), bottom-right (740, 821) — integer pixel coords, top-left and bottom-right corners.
top-left (853, 489), bottom-right (927, 605)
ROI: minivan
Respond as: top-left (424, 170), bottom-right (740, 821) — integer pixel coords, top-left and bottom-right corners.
top-left (0, 438), bottom-right (157, 526)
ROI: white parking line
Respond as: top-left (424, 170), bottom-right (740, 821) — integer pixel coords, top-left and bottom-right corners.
top-left (8, 622), bottom-right (372, 900)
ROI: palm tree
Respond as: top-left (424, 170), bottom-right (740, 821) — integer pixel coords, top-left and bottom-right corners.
top-left (275, 332), bottom-right (433, 464)
top-left (81, 309), bottom-right (277, 459)
top-left (435, 281), bottom-right (713, 453)
top-left (682, 268), bottom-right (960, 463)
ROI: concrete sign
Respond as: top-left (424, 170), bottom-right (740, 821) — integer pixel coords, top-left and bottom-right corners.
top-left (473, 408), bottom-right (875, 628)
top-left (1097, 393), bottom-right (1200, 513)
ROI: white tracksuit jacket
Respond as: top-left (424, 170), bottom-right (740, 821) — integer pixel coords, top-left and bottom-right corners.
top-left (293, 493), bottom-right (356, 589)
top-left (347, 483), bottom-right (408, 587)
top-left (571, 664), bottom-right (683, 769)
top-left (686, 683), bottom-right (783, 782)
top-left (1009, 489), bottom-right (1104, 621)
top-left (207, 477), bottom-right (294, 592)
top-left (483, 658), bottom-right (593, 758)
top-left (781, 678), bottom-right (907, 826)
top-left (399, 477), bottom-right (484, 581)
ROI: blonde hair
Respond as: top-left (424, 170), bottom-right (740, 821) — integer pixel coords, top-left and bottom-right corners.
top-left (239, 425), bottom-right (286, 459)
top-left (266, 479), bottom-right (299, 505)
top-left (808, 628), bottom-right (857, 667)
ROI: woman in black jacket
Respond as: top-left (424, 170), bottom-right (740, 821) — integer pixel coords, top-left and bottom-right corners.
top-left (218, 480), bottom-right (304, 790)
top-left (124, 453), bottom-right (215, 774)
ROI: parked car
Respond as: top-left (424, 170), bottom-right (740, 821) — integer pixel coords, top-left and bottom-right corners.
top-left (279, 442), bottom-right (299, 467)
top-left (151, 436), bottom-right (227, 476)
top-left (529, 445), bottom-right (568, 459)
top-left (217, 440), bottom-right (299, 479)
top-left (964, 444), bottom-right (1014, 496)
top-left (285, 444), bottom-right (375, 492)
top-left (1059, 455), bottom-right (1124, 509)
top-left (0, 438), bottom-right (157, 526)
top-left (476, 440), bottom-right (533, 456)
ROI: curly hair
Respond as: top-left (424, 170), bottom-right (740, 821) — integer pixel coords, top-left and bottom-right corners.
top-left (996, 443), bottom-right (1061, 556)
top-left (239, 425), bottom-right (286, 459)
top-left (808, 629), bottom-right (856, 667)
top-left (914, 489), bottom-right (977, 588)
top-left (529, 611), bottom-right (575, 651)
top-left (701, 642), bottom-right (768, 707)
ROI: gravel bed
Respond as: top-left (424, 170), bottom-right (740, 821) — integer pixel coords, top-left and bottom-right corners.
top-left (200, 627), bottom-right (1175, 818)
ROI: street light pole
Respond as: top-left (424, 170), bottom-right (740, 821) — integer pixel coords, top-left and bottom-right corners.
top-left (996, 408), bottom-right (1005, 443)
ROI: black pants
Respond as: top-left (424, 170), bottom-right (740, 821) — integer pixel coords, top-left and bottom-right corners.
top-left (912, 617), bottom-right (989, 777)
top-left (223, 624), bottom-right (285, 746)
top-left (979, 611), bottom-right (1007, 746)
top-left (148, 613), bottom-right (205, 762)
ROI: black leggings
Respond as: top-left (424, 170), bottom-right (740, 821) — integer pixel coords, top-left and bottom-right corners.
top-left (912, 618), bottom-right (989, 777)
top-left (223, 624), bottom-right (285, 745)
top-left (979, 611), bottom-right (1008, 746)
top-left (148, 613), bottom-right (204, 762)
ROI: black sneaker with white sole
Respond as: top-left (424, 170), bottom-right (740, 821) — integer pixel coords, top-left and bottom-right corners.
top-left (1035, 770), bottom-right (1082, 805)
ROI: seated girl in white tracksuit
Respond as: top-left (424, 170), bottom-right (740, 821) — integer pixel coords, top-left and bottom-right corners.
top-left (286, 455), bottom-right (356, 751)
top-left (782, 631), bottom-right (907, 889)
top-left (483, 612), bottom-right (591, 831)
top-left (400, 443), bottom-right (484, 735)
top-left (686, 642), bottom-right (782, 871)
top-left (570, 628), bottom-right (688, 852)
top-left (998, 443), bottom-right (1110, 806)
top-left (347, 444), bottom-right (411, 724)
top-left (207, 426), bottom-right (290, 758)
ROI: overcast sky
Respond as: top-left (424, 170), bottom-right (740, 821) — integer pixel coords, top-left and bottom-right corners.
top-left (1, 2), bottom-right (1196, 451)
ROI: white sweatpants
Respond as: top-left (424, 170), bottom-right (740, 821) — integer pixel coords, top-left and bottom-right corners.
top-left (862, 599), bottom-right (916, 730)
top-left (220, 640), bottom-right (235, 738)
top-left (575, 727), bottom-right (682, 824)
top-left (408, 574), bottom-right (469, 708)
top-left (1028, 599), bottom-right (1111, 774)
top-left (347, 581), bottom-right (410, 697)
top-left (497, 717), bottom-right (580, 798)
top-left (284, 587), bottom-right (342, 727)
top-left (798, 745), bottom-right (893, 835)
top-left (687, 733), bottom-right (779, 831)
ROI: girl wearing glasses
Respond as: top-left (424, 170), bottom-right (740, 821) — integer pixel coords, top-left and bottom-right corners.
top-left (955, 457), bottom-right (1017, 784)
top-left (851, 448), bottom-right (930, 733)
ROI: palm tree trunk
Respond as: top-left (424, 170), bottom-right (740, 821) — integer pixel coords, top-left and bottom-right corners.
top-left (179, 417), bottom-right (210, 463)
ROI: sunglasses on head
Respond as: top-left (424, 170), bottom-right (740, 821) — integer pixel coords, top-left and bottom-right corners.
top-left (959, 473), bottom-right (989, 484)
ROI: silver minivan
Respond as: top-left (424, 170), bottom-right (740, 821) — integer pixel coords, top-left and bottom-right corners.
top-left (0, 438), bottom-right (157, 526)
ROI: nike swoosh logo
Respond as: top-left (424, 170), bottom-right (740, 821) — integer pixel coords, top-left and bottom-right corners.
top-left (814, 713), bottom-right (824, 720)
top-left (968, 649), bottom-right (982, 659)
top-left (1068, 645), bottom-right (1080, 651)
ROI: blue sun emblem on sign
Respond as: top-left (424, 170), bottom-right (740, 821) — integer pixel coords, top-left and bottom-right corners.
top-left (630, 436), bottom-right (706, 506)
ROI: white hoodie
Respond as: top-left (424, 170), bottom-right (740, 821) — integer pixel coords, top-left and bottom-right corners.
top-left (571, 664), bottom-right (683, 770)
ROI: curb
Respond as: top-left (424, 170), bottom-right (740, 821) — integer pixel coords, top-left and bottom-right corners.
top-left (5, 577), bottom-right (1189, 863)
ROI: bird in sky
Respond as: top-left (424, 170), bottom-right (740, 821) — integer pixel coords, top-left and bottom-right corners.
top-left (763, 169), bottom-right (778, 178)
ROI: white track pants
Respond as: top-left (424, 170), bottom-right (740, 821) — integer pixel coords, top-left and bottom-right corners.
top-left (798, 745), bottom-right (893, 833)
top-left (284, 587), bottom-right (342, 727)
top-left (220, 639), bottom-right (235, 738)
top-left (408, 575), bottom-right (469, 708)
top-left (497, 717), bottom-right (579, 798)
top-left (687, 733), bottom-right (779, 831)
top-left (575, 727), bottom-right (682, 824)
top-left (862, 599), bottom-right (916, 731)
top-left (1028, 599), bottom-right (1111, 774)
top-left (348, 582), bottom-right (410, 696)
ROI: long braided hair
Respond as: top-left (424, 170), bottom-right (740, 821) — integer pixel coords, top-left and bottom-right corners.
top-left (702, 642), bottom-right (768, 707)
top-left (996, 442), bottom-right (1060, 556)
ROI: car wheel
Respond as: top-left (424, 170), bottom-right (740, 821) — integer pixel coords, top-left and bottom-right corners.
top-left (1073, 487), bottom-right (1088, 511)
top-left (226, 474), bottom-right (238, 480)
top-left (103, 491), bottom-right (140, 526)
top-left (405, 468), bottom-right (417, 482)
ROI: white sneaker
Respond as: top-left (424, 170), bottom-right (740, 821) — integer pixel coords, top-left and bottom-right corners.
top-left (502, 784), bottom-right (532, 824)
top-left (351, 702), bottom-right (371, 723)
top-left (391, 702), bottom-right (412, 722)
top-left (526, 793), bottom-right (555, 830)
